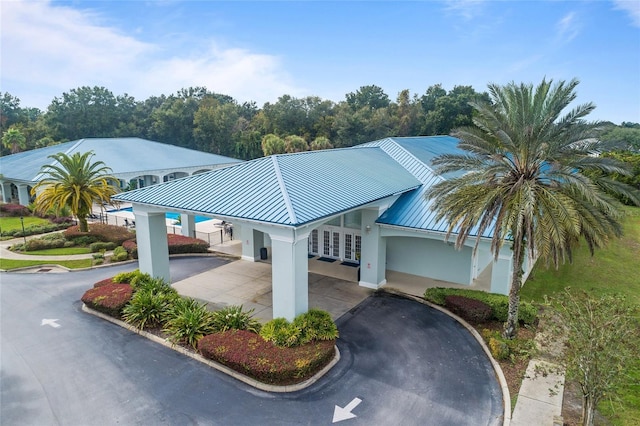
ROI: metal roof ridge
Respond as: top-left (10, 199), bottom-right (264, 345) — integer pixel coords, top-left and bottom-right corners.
top-left (380, 138), bottom-right (446, 184)
top-left (271, 156), bottom-right (297, 224)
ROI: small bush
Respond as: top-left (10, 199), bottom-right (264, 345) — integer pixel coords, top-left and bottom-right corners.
top-left (260, 309), bottom-right (338, 347)
top-left (163, 298), bottom-right (215, 349)
top-left (93, 277), bottom-right (115, 287)
top-left (260, 318), bottom-right (302, 347)
top-left (292, 309), bottom-right (339, 344)
top-left (64, 223), bottom-right (134, 245)
top-left (81, 283), bottom-right (133, 317)
top-left (122, 239), bottom-right (138, 259)
top-left (444, 295), bottom-right (492, 323)
top-left (198, 330), bottom-right (335, 385)
top-left (89, 242), bottom-right (117, 252)
top-left (211, 305), bottom-right (261, 333)
top-left (122, 287), bottom-right (178, 329)
top-left (488, 337), bottom-right (510, 360)
top-left (71, 235), bottom-right (100, 246)
top-left (111, 246), bottom-right (129, 262)
top-left (0, 203), bottom-right (30, 217)
top-left (122, 234), bottom-right (209, 257)
top-left (424, 287), bottom-right (538, 325)
top-left (21, 234), bottom-right (67, 251)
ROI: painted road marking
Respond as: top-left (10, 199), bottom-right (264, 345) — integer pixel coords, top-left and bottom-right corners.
top-left (333, 397), bottom-right (362, 423)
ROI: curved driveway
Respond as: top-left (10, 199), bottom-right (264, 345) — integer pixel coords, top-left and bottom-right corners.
top-left (1, 257), bottom-right (503, 425)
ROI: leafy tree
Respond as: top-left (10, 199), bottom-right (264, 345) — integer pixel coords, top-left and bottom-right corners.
top-left (31, 151), bottom-right (119, 232)
top-left (193, 98), bottom-right (240, 156)
top-left (2, 127), bottom-right (26, 153)
top-left (421, 85), bottom-right (488, 135)
top-left (542, 290), bottom-right (639, 426)
top-left (426, 78), bottom-right (640, 339)
top-left (346, 85), bottom-right (390, 110)
top-left (284, 135), bottom-right (308, 153)
top-left (0, 92), bottom-right (23, 132)
top-left (45, 86), bottom-right (127, 141)
top-left (391, 89), bottom-right (421, 136)
top-left (261, 134), bottom-right (285, 156)
top-left (600, 125), bottom-right (640, 151)
top-left (310, 136), bottom-right (333, 150)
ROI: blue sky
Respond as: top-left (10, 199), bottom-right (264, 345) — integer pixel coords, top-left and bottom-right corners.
top-left (2, 0), bottom-right (639, 123)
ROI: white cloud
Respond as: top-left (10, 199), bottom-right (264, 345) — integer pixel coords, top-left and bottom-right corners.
top-left (612, 0), bottom-right (640, 27)
top-left (441, 0), bottom-right (486, 20)
top-left (556, 12), bottom-right (581, 44)
top-left (0, 0), bottom-right (301, 108)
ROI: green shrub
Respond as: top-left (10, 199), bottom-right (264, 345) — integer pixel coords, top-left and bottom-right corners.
top-left (81, 283), bottom-right (133, 317)
top-left (122, 287), bottom-right (178, 329)
top-left (89, 242), bottom-right (116, 252)
top-left (211, 305), bottom-right (261, 333)
top-left (261, 309), bottom-right (338, 347)
top-left (292, 309), bottom-right (339, 344)
top-left (70, 235), bottom-right (100, 246)
top-left (21, 233), bottom-right (67, 251)
top-left (163, 298), bottom-right (215, 349)
top-left (488, 337), bottom-right (510, 360)
top-left (64, 223), bottom-right (134, 245)
top-left (260, 318), bottom-right (302, 347)
top-left (424, 287), bottom-right (538, 325)
top-left (111, 246), bottom-right (129, 262)
top-left (112, 269), bottom-right (146, 284)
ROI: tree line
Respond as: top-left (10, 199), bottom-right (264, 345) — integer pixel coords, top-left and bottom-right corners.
top-left (1, 85), bottom-right (639, 160)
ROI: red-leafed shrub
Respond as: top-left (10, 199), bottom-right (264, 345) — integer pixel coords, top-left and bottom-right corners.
top-left (0, 203), bottom-right (31, 217)
top-left (65, 223), bottom-right (135, 245)
top-left (93, 277), bottom-right (116, 288)
top-left (444, 295), bottom-right (492, 323)
top-left (81, 283), bottom-right (133, 317)
top-left (123, 234), bottom-right (209, 259)
top-left (198, 330), bottom-right (335, 385)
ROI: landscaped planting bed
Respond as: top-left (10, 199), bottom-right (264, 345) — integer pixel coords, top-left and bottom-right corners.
top-left (81, 270), bottom-right (338, 387)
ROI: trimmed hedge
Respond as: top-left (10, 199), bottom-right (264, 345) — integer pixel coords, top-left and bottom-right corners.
top-left (424, 287), bottom-right (538, 325)
top-left (65, 223), bottom-right (135, 245)
top-left (0, 203), bottom-right (30, 217)
top-left (444, 295), bottom-right (492, 323)
top-left (123, 234), bottom-right (209, 259)
top-left (198, 330), bottom-right (335, 385)
top-left (81, 283), bottom-right (133, 317)
top-left (89, 241), bottom-right (117, 252)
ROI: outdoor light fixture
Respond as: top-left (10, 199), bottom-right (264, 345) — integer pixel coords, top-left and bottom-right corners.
top-left (20, 216), bottom-right (26, 245)
top-left (365, 225), bottom-right (372, 233)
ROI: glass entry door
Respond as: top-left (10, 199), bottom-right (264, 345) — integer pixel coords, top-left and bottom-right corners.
top-left (344, 233), bottom-right (361, 262)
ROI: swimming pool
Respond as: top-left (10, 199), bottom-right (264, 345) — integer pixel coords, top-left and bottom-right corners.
top-left (109, 207), bottom-right (212, 223)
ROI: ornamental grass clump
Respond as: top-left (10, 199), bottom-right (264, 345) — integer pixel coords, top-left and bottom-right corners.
top-left (163, 298), bottom-right (215, 349)
top-left (210, 305), bottom-right (261, 333)
top-left (260, 310), bottom-right (339, 347)
top-left (122, 287), bottom-right (178, 330)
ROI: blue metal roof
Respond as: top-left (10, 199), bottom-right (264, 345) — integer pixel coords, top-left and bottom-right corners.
top-left (369, 136), bottom-right (493, 238)
top-left (0, 138), bottom-right (240, 182)
top-left (114, 146), bottom-right (421, 227)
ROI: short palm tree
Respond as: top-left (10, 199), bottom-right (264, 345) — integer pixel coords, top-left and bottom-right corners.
top-left (426, 78), bottom-right (639, 339)
top-left (32, 151), bottom-right (119, 232)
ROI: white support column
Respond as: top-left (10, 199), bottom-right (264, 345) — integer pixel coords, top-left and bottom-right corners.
top-left (359, 208), bottom-right (387, 289)
top-left (17, 184), bottom-right (30, 206)
top-left (490, 253), bottom-right (512, 295)
top-left (241, 225), bottom-right (263, 261)
top-left (0, 182), bottom-right (11, 203)
top-left (270, 232), bottom-right (309, 321)
top-left (135, 210), bottom-right (170, 283)
top-left (180, 214), bottom-right (196, 238)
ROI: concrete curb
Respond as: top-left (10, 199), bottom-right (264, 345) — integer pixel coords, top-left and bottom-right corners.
top-left (381, 288), bottom-right (511, 426)
top-left (81, 304), bottom-right (340, 393)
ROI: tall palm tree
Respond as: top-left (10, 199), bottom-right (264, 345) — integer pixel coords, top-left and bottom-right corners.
top-left (426, 79), bottom-right (640, 339)
top-left (32, 151), bottom-right (119, 232)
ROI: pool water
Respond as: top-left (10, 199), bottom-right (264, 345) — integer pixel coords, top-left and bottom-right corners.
top-left (110, 207), bottom-right (211, 223)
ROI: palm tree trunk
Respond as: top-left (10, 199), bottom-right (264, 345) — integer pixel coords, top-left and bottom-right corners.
top-left (78, 216), bottom-right (89, 233)
top-left (503, 235), bottom-right (525, 339)
top-left (582, 394), bottom-right (595, 426)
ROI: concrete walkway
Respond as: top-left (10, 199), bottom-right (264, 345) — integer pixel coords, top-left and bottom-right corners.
top-left (0, 237), bottom-right (566, 425)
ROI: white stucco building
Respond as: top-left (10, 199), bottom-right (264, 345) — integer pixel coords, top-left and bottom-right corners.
top-left (113, 136), bottom-right (536, 321)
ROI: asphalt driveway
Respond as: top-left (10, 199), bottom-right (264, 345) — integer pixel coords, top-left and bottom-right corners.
top-left (1, 258), bottom-right (503, 425)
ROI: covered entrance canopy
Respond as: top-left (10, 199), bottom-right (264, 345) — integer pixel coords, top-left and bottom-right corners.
top-left (114, 145), bottom-right (421, 320)
top-left (114, 136), bottom-right (528, 321)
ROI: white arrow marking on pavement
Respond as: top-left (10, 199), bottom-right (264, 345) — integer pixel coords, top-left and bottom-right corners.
top-left (332, 397), bottom-right (362, 423)
top-left (41, 319), bottom-right (61, 328)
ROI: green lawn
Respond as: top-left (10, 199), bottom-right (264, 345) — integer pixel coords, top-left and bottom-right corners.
top-left (0, 258), bottom-right (93, 270)
top-left (0, 216), bottom-right (50, 232)
top-left (521, 206), bottom-right (640, 426)
top-left (20, 247), bottom-right (92, 256)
